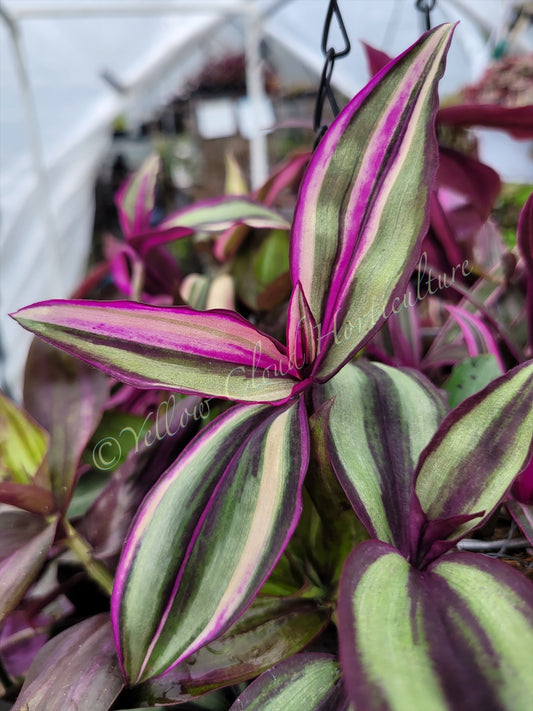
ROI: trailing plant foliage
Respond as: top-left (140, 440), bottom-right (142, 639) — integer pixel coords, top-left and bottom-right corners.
top-left (2, 23), bottom-right (533, 711)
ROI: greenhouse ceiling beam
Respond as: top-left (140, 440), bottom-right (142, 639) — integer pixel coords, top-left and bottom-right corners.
top-left (7, 1), bottom-right (256, 19)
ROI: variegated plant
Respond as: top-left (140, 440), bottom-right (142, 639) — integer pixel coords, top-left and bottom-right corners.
top-left (11, 24), bottom-right (533, 710)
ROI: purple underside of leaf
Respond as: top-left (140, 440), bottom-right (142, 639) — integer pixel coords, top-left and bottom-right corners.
top-left (414, 360), bottom-right (533, 546)
top-left (286, 282), bottom-right (318, 373)
top-left (12, 299), bottom-right (304, 404)
top-left (0, 482), bottom-right (56, 516)
top-left (517, 192), bottom-right (533, 353)
top-left (290, 24), bottom-right (455, 381)
top-left (13, 614), bottom-right (124, 711)
top-left (23, 337), bottom-right (110, 510)
top-left (437, 103), bottom-right (533, 139)
top-left (129, 225), bottom-right (195, 254)
top-left (338, 540), bottom-right (533, 711)
top-left (511, 455), bottom-right (533, 504)
top-left (0, 516), bottom-right (57, 622)
top-left (507, 499), bottom-right (533, 545)
top-left (438, 146), bottom-right (501, 221)
top-left (112, 398), bottom-right (310, 683)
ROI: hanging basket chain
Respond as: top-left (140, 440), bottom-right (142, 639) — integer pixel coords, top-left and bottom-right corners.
top-left (416, 0), bottom-right (436, 31)
top-left (313, 0), bottom-right (351, 148)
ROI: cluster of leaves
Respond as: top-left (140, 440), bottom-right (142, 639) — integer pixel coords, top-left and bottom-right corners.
top-left (1, 23), bottom-right (533, 711)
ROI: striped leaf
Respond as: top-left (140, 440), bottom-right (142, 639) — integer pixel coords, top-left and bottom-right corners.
top-left (415, 360), bottom-right (533, 549)
top-left (13, 300), bottom-right (303, 404)
top-left (444, 305), bottom-right (504, 371)
top-left (313, 361), bottom-right (447, 553)
top-left (290, 24), bottom-right (455, 380)
top-left (115, 154), bottom-right (159, 237)
top-left (112, 399), bottom-right (309, 683)
top-left (156, 196), bottom-right (290, 234)
top-left (229, 653), bottom-right (350, 711)
top-left (338, 541), bottom-right (533, 711)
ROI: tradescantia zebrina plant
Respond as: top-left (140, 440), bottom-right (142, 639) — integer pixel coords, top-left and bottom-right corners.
top-left (11, 23), bottom-right (533, 708)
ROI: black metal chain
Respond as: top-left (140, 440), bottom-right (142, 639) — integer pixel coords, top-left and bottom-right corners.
top-left (415, 0), bottom-right (436, 32)
top-left (313, 0), bottom-right (351, 149)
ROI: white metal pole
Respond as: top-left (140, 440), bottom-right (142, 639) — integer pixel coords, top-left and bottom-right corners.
top-left (0, 6), bottom-right (60, 281)
top-left (244, 1), bottom-right (269, 189)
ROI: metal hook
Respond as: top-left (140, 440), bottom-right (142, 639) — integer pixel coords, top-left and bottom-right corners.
top-left (322, 0), bottom-right (351, 58)
top-left (415, 0), bottom-right (436, 31)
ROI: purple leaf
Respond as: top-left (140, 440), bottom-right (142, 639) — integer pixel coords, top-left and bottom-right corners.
top-left (517, 191), bottom-right (533, 354)
top-left (437, 103), bottom-right (533, 139)
top-left (507, 499), bottom-right (533, 546)
top-left (0, 511), bottom-right (57, 622)
top-left (13, 614), bottom-right (124, 711)
top-left (0, 482), bottom-right (55, 516)
top-left (23, 338), bottom-right (109, 509)
top-left (511, 456), bottom-right (533, 504)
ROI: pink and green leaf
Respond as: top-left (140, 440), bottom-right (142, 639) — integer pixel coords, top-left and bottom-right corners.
top-left (338, 541), bottom-right (533, 711)
top-left (13, 300), bottom-right (302, 404)
top-left (414, 360), bottom-right (533, 548)
top-left (115, 154), bottom-right (160, 238)
top-left (229, 653), bottom-right (350, 711)
top-left (112, 399), bottom-right (309, 683)
top-left (313, 361), bottom-right (447, 554)
top-left (13, 614), bottom-right (124, 711)
top-left (444, 305), bottom-right (505, 371)
top-left (155, 196), bottom-right (290, 235)
top-left (291, 24), bottom-right (455, 379)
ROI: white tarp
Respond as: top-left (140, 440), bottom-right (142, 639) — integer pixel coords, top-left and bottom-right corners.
top-left (1, 0), bottom-right (529, 398)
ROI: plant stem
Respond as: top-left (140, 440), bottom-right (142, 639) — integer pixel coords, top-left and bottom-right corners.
top-left (63, 519), bottom-right (114, 596)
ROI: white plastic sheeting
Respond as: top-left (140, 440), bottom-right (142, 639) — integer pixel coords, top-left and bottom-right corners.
top-left (0, 0), bottom-right (526, 398)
